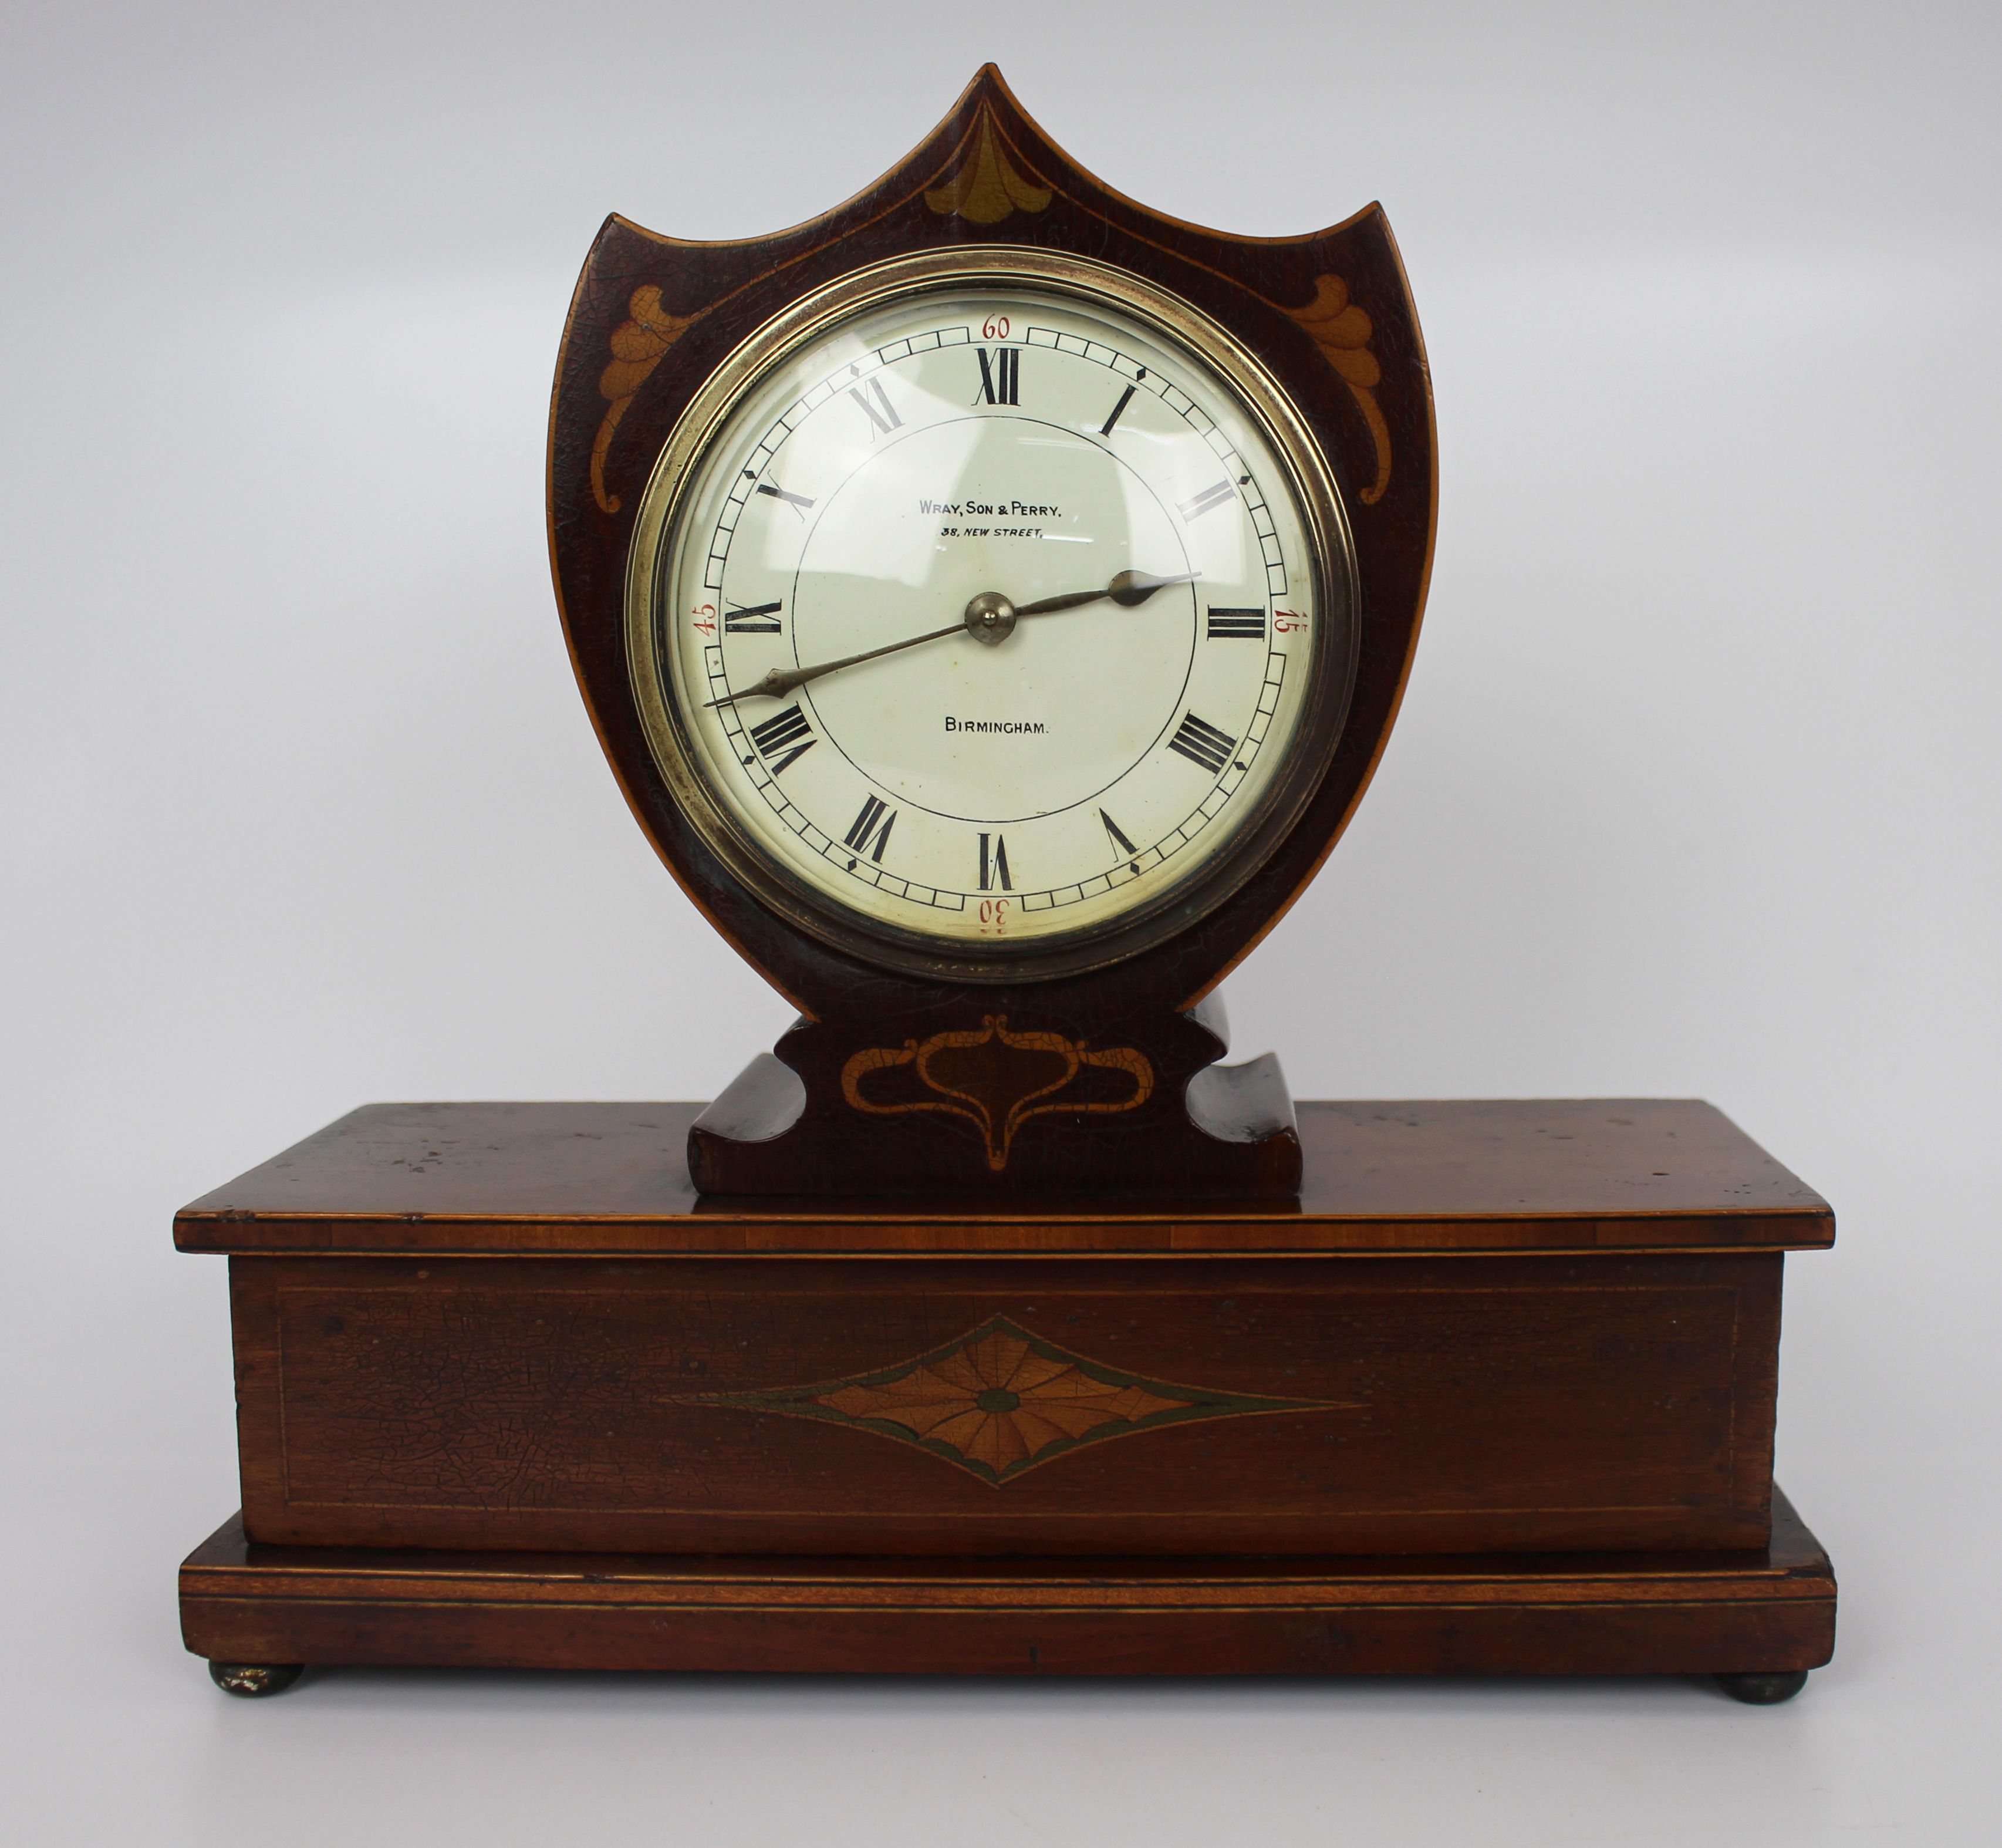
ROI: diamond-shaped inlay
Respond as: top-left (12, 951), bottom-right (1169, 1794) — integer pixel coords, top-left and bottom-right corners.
top-left (673, 1315), bottom-right (1355, 1485)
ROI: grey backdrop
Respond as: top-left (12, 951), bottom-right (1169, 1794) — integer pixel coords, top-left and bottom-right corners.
top-left (4, 2), bottom-right (1996, 1842)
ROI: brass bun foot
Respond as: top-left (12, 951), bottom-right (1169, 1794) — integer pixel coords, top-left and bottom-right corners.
top-left (208, 1661), bottom-right (305, 1698)
top-left (1714, 1670), bottom-right (1810, 1705)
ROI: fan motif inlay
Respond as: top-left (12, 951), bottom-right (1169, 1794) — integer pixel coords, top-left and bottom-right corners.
top-left (673, 1314), bottom-right (1354, 1485)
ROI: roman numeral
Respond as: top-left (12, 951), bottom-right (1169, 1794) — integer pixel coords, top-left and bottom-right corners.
top-left (849, 377), bottom-right (902, 437)
top-left (1099, 383), bottom-right (1137, 436)
top-left (746, 704), bottom-right (816, 775)
top-left (978, 832), bottom-right (1012, 891)
top-left (1177, 479), bottom-right (1235, 521)
top-left (1099, 809), bottom-right (1138, 862)
top-left (1167, 711), bottom-right (1237, 775)
top-left (1206, 606), bottom-right (1266, 639)
top-left (974, 347), bottom-right (1020, 406)
top-left (755, 482), bottom-right (815, 512)
top-left (724, 599), bottom-right (783, 634)
top-left (843, 794), bottom-right (897, 863)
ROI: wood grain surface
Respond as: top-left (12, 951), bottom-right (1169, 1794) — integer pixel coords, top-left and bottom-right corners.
top-left (180, 1492), bottom-right (1835, 1677)
top-left (226, 1249), bottom-right (1780, 1555)
top-left (176, 1098), bottom-right (1834, 1257)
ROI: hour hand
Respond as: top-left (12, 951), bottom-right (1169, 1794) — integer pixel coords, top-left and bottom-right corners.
top-left (1014, 569), bottom-right (1197, 618)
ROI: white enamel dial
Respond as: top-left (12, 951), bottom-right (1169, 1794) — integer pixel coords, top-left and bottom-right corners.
top-left (630, 259), bottom-right (1350, 970)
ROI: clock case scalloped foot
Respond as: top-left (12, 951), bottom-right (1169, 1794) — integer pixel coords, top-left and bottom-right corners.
top-left (690, 990), bottom-right (1302, 1198)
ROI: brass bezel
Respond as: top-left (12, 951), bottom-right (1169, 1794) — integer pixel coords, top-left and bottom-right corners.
top-left (624, 248), bottom-right (1358, 984)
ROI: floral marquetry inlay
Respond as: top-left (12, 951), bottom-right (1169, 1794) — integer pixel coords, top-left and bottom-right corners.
top-left (1271, 275), bottom-right (1392, 504)
top-left (841, 1016), bottom-right (1152, 1173)
top-left (924, 104), bottom-right (1053, 224)
top-left (673, 1316), bottom-right (1353, 1485)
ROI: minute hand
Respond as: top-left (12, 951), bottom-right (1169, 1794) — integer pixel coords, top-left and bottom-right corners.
top-left (703, 623), bottom-right (964, 710)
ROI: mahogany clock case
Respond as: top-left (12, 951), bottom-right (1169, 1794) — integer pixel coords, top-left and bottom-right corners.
top-left (547, 66), bottom-right (1436, 1199)
top-left (178, 1098), bottom-right (1830, 1560)
top-left (174, 1096), bottom-right (1838, 1685)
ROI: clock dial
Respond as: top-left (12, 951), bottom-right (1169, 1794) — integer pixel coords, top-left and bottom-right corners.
top-left (629, 257), bottom-right (1353, 971)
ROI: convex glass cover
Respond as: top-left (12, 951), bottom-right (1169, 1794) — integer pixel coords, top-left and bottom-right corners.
top-left (627, 251), bottom-right (1356, 977)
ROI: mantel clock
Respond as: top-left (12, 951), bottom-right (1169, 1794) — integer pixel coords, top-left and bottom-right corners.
top-left (173, 70), bottom-right (1834, 1707)
top-left (547, 66), bottom-right (1433, 1196)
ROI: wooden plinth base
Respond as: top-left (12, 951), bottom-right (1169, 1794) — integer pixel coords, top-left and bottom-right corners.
top-left (180, 1490), bottom-right (1834, 1682)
